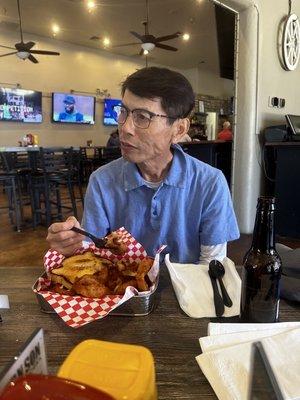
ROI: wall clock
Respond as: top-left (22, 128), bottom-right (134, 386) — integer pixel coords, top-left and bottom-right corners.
top-left (282, 13), bottom-right (300, 71)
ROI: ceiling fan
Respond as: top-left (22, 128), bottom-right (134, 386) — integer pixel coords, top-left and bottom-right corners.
top-left (0, 0), bottom-right (60, 63)
top-left (108, 0), bottom-right (181, 55)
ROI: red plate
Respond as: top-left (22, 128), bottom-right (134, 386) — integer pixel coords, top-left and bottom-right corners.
top-left (0, 374), bottom-right (115, 400)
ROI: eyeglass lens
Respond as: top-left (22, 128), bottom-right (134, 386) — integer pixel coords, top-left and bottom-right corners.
top-left (114, 106), bottom-right (152, 128)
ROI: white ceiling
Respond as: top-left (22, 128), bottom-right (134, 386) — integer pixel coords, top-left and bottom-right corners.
top-left (0, 0), bottom-right (220, 70)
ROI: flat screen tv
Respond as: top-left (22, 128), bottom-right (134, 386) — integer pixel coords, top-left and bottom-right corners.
top-left (0, 87), bottom-right (42, 123)
top-left (103, 98), bottom-right (122, 126)
top-left (52, 93), bottom-right (95, 124)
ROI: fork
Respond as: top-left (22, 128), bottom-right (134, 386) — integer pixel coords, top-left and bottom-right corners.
top-left (71, 226), bottom-right (107, 248)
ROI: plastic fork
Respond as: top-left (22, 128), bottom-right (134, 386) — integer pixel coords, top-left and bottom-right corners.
top-left (71, 226), bottom-right (107, 248)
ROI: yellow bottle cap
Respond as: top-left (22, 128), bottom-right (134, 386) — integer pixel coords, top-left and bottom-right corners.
top-left (58, 339), bottom-right (157, 400)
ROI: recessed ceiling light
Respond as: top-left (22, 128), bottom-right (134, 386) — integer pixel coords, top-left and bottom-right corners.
top-left (103, 37), bottom-right (110, 47)
top-left (183, 33), bottom-right (190, 41)
top-left (52, 24), bottom-right (60, 36)
top-left (87, 1), bottom-right (96, 12)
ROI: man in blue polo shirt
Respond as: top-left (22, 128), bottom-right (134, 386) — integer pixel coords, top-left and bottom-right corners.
top-left (47, 67), bottom-right (239, 263)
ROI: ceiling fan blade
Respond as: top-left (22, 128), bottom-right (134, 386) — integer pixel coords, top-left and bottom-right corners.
top-left (0, 51), bottom-right (18, 57)
top-left (28, 54), bottom-right (38, 63)
top-left (30, 50), bottom-right (60, 55)
top-left (24, 41), bottom-right (35, 50)
top-left (130, 31), bottom-right (144, 41)
top-left (155, 43), bottom-right (178, 51)
top-left (112, 42), bottom-right (140, 48)
top-left (17, 0), bottom-right (24, 43)
top-left (155, 32), bottom-right (181, 43)
top-left (0, 44), bottom-right (16, 50)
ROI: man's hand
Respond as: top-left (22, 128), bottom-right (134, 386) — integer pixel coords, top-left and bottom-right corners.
top-left (46, 216), bottom-right (83, 256)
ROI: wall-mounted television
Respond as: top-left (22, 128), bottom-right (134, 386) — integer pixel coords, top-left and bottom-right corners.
top-left (0, 87), bottom-right (42, 123)
top-left (103, 98), bottom-right (122, 126)
top-left (52, 93), bottom-right (95, 124)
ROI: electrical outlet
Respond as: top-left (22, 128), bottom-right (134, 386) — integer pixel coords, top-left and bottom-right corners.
top-left (268, 97), bottom-right (286, 108)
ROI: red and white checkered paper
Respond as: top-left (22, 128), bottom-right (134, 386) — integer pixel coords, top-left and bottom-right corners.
top-left (33, 227), bottom-right (165, 328)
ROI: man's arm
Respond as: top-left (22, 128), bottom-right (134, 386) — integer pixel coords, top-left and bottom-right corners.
top-left (199, 243), bottom-right (227, 264)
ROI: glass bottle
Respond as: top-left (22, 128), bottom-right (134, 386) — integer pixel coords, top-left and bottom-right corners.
top-left (240, 197), bottom-right (282, 323)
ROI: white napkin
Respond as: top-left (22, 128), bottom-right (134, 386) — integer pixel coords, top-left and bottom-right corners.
top-left (208, 321), bottom-right (300, 335)
top-left (164, 254), bottom-right (241, 318)
top-left (0, 295), bottom-right (9, 309)
top-left (196, 327), bottom-right (300, 400)
top-left (200, 326), bottom-right (298, 353)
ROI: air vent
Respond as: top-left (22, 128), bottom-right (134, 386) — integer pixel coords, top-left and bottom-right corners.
top-left (0, 21), bottom-right (19, 32)
top-left (90, 36), bottom-right (100, 41)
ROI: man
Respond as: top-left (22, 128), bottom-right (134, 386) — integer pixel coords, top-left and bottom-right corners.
top-left (47, 67), bottom-right (239, 263)
top-left (106, 129), bottom-right (120, 147)
top-left (217, 121), bottom-right (233, 141)
top-left (58, 95), bottom-right (84, 122)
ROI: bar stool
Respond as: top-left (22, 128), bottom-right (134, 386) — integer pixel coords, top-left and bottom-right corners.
top-left (30, 147), bottom-right (82, 227)
top-left (0, 151), bottom-right (30, 232)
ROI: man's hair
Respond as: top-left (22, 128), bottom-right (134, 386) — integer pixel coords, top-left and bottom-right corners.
top-left (121, 67), bottom-right (195, 124)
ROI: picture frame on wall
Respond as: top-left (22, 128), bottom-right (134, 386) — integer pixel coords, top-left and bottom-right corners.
top-left (198, 100), bottom-right (205, 113)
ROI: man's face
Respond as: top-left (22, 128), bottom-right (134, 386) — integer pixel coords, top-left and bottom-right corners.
top-left (119, 89), bottom-right (177, 165)
top-left (64, 102), bottom-right (75, 114)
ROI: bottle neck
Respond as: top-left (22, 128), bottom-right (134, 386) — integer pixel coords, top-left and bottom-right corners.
top-left (251, 204), bottom-right (275, 252)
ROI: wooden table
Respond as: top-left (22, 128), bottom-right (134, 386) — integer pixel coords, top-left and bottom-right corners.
top-left (0, 265), bottom-right (299, 399)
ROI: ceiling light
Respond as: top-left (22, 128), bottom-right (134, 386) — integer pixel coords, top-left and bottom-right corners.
top-left (103, 37), bottom-right (110, 47)
top-left (17, 51), bottom-right (30, 60)
top-left (183, 33), bottom-right (190, 41)
top-left (143, 49), bottom-right (149, 55)
top-left (141, 42), bottom-right (155, 51)
top-left (52, 24), bottom-right (60, 36)
top-left (87, 1), bottom-right (96, 12)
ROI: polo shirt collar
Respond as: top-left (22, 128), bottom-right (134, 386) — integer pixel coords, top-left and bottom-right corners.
top-left (123, 144), bottom-right (187, 191)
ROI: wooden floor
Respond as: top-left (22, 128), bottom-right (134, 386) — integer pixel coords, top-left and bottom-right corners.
top-left (1, 191), bottom-right (300, 267)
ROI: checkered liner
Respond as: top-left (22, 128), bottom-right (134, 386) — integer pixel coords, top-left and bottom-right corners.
top-left (33, 227), bottom-right (165, 328)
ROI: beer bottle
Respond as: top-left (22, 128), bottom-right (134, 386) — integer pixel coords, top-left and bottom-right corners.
top-left (240, 197), bottom-right (282, 322)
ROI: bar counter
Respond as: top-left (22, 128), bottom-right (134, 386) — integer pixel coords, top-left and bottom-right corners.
top-left (1, 265), bottom-right (299, 399)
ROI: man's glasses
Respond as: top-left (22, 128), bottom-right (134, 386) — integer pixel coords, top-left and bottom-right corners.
top-left (112, 105), bottom-right (177, 129)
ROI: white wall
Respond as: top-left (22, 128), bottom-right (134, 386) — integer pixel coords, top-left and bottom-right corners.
top-left (256, 0), bottom-right (300, 130)
top-left (0, 30), bottom-right (233, 148)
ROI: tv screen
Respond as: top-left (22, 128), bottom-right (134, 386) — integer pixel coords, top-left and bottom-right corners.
top-left (285, 114), bottom-right (300, 135)
top-left (52, 93), bottom-right (95, 124)
top-left (103, 98), bottom-right (122, 126)
top-left (0, 88), bottom-right (42, 123)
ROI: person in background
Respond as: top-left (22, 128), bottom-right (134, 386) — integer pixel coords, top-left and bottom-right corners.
top-left (217, 121), bottom-right (233, 141)
top-left (58, 95), bottom-right (84, 123)
top-left (106, 129), bottom-right (120, 147)
top-left (47, 67), bottom-right (239, 264)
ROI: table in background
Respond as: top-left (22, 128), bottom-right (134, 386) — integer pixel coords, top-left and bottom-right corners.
top-left (1, 265), bottom-right (299, 399)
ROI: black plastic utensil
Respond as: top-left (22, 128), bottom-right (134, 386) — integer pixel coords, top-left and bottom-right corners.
top-left (71, 226), bottom-right (107, 248)
top-left (209, 260), bottom-right (233, 307)
top-left (208, 269), bottom-right (225, 317)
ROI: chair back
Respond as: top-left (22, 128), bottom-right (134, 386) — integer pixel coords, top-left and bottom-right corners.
top-left (38, 147), bottom-right (74, 173)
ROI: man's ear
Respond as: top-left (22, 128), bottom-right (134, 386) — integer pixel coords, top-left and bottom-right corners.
top-left (171, 118), bottom-right (190, 144)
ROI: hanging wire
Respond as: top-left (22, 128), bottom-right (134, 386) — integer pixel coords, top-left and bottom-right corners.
top-left (288, 0), bottom-right (292, 15)
top-left (145, 0), bottom-right (149, 34)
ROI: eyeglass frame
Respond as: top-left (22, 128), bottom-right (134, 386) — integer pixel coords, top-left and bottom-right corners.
top-left (112, 104), bottom-right (179, 129)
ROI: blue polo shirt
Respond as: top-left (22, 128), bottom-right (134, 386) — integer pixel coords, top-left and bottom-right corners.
top-left (82, 144), bottom-right (239, 263)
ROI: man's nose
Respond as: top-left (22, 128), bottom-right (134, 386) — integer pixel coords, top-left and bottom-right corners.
top-left (120, 111), bottom-right (135, 135)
